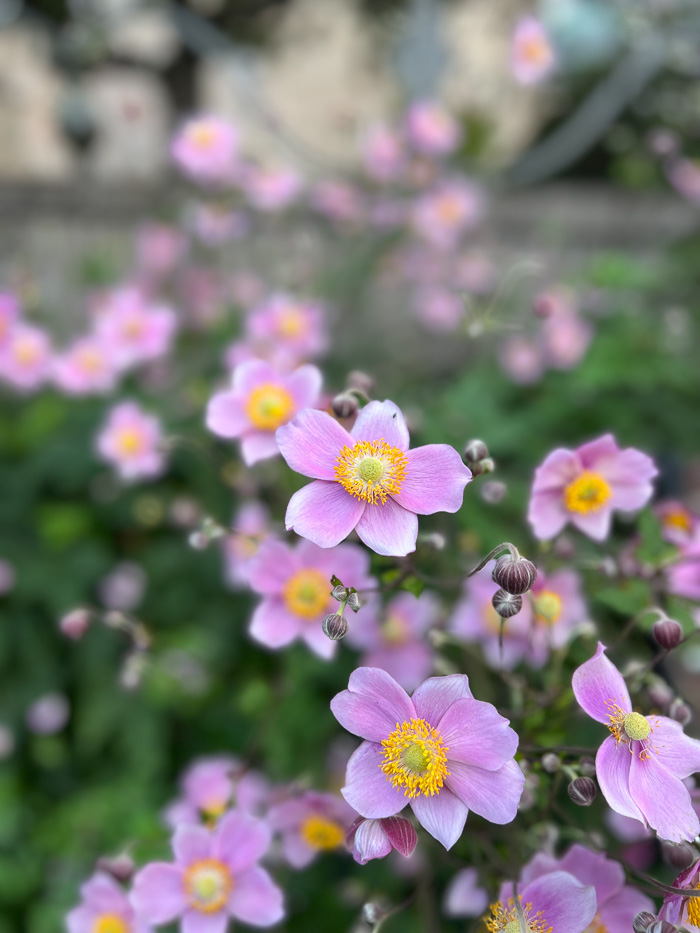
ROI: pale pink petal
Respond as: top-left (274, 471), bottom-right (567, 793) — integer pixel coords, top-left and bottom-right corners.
top-left (531, 448), bottom-right (582, 493)
top-left (444, 868), bottom-right (489, 918)
top-left (247, 540), bottom-right (297, 595)
top-left (437, 698), bottom-right (518, 770)
top-left (557, 844), bottom-right (625, 905)
top-left (572, 642), bottom-right (631, 723)
top-left (651, 717), bottom-right (700, 778)
top-left (570, 506), bottom-right (613, 541)
top-left (181, 910), bottom-right (228, 933)
top-left (66, 907), bottom-right (93, 933)
top-left (364, 643), bottom-right (433, 692)
top-left (286, 364), bottom-right (323, 409)
top-left (412, 674), bottom-right (472, 726)
top-left (285, 481), bottom-right (365, 548)
top-left (577, 434), bottom-right (619, 468)
top-left (241, 432), bottom-right (281, 466)
top-left (276, 408), bottom-right (352, 480)
top-left (205, 391), bottom-right (248, 439)
top-left (351, 400), bottom-right (410, 450)
top-left (330, 667), bottom-right (415, 742)
top-left (527, 490), bottom-right (569, 540)
top-left (173, 824), bottom-right (213, 865)
top-left (301, 621), bottom-right (337, 660)
top-left (393, 444), bottom-right (471, 514)
top-left (445, 759), bottom-right (524, 823)
top-left (228, 866), bottom-right (284, 926)
top-left (249, 600), bottom-right (300, 649)
top-left (131, 863), bottom-right (185, 923)
top-left (232, 359), bottom-right (275, 394)
top-left (599, 884), bottom-right (655, 931)
top-left (214, 810), bottom-right (271, 873)
top-left (355, 499), bottom-right (418, 557)
top-left (409, 787), bottom-right (468, 850)
top-left (523, 872), bottom-right (597, 933)
top-left (341, 741), bottom-right (407, 818)
top-left (596, 735), bottom-right (643, 823)
top-left (629, 752), bottom-right (700, 842)
top-left (352, 819), bottom-right (393, 864)
top-left (282, 832), bottom-right (316, 869)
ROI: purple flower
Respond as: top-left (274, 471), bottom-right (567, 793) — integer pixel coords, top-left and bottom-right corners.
top-left (96, 402), bottom-right (165, 482)
top-left (247, 538), bottom-right (376, 659)
top-left (528, 434), bottom-right (658, 541)
top-left (511, 16), bottom-right (556, 85)
top-left (242, 165), bottom-right (302, 212)
top-left (93, 287), bottom-right (177, 371)
top-left (489, 871), bottom-right (596, 933)
top-left (658, 858), bottom-right (700, 930)
top-left (346, 590), bottom-right (439, 690)
top-left (276, 400), bottom-right (471, 557)
top-left (404, 100), bottom-right (462, 157)
top-left (412, 179), bottom-right (485, 250)
top-left (0, 322), bottom-right (53, 392)
top-left (443, 868), bottom-right (489, 918)
top-left (206, 359), bottom-right (322, 466)
top-left (67, 871), bottom-right (151, 933)
top-left (347, 815), bottom-right (417, 865)
top-left (269, 791), bottom-right (355, 868)
top-left (518, 844), bottom-right (654, 933)
top-left (170, 116), bottom-right (239, 185)
top-left (572, 642), bottom-right (700, 842)
top-left (330, 668), bottom-right (524, 850)
top-left (131, 810), bottom-right (284, 931)
top-left (165, 757), bottom-right (269, 829)
top-left (52, 336), bottom-right (120, 396)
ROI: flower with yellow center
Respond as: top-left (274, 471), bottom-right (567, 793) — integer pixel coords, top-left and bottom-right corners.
top-left (663, 508), bottom-right (692, 534)
top-left (684, 882), bottom-right (700, 927)
top-left (436, 196), bottom-right (464, 224)
top-left (77, 347), bottom-right (104, 374)
top-left (605, 701), bottom-right (657, 760)
top-left (183, 858), bottom-right (233, 914)
top-left (533, 590), bottom-right (562, 626)
top-left (92, 915), bottom-right (130, 933)
top-left (116, 427), bottom-right (146, 458)
top-left (564, 472), bottom-right (612, 514)
top-left (276, 306), bottom-right (306, 339)
top-left (334, 439), bottom-right (408, 505)
top-left (14, 338), bottom-right (40, 367)
top-left (586, 914), bottom-right (610, 933)
top-left (245, 383), bottom-right (295, 431)
top-left (300, 814), bottom-right (346, 850)
top-left (121, 316), bottom-right (146, 340)
top-left (523, 36), bottom-right (550, 65)
top-left (381, 718), bottom-right (449, 798)
top-left (187, 123), bottom-right (218, 150)
top-left (486, 898), bottom-right (552, 933)
top-left (283, 568), bottom-right (330, 619)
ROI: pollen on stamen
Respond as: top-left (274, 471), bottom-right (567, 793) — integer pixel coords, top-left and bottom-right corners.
top-left (380, 718), bottom-right (449, 798)
top-left (334, 439), bottom-right (408, 505)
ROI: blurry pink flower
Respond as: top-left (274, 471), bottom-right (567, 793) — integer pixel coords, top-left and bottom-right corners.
top-left (131, 811), bottom-right (284, 930)
top-left (245, 293), bottom-right (328, 365)
top-left (94, 288), bottom-right (178, 370)
top-left (454, 252), bottom-right (496, 294)
top-left (412, 179), bottom-right (485, 249)
top-left (136, 223), bottom-right (187, 282)
top-left (499, 336), bottom-right (544, 385)
top-left (605, 810), bottom-right (655, 871)
top-left (164, 757), bottom-right (269, 830)
top-left (311, 181), bottom-right (366, 224)
top-left (528, 434), bottom-right (658, 541)
top-left (243, 165), bottom-right (302, 212)
top-left (659, 857), bottom-right (700, 930)
top-left (667, 158), bottom-right (700, 204)
top-left (190, 203), bottom-right (248, 246)
top-left (269, 791), bottom-right (355, 868)
top-left (362, 123), bottom-right (405, 181)
top-left (0, 292), bottom-right (20, 346)
top-left (229, 273), bottom-right (265, 310)
top-left (68, 872), bottom-right (152, 933)
top-left (223, 501), bottom-right (271, 589)
top-left (414, 287), bottom-right (463, 333)
top-left (492, 872), bottom-right (596, 933)
top-left (178, 267), bottom-right (223, 327)
top-left (277, 400), bottom-right (471, 556)
top-left (96, 401), bottom-right (165, 481)
top-left (98, 561), bottom-right (147, 611)
top-left (347, 814), bottom-right (417, 865)
top-left (404, 100), bottom-right (462, 157)
top-left (542, 309), bottom-right (592, 371)
top-left (247, 537), bottom-right (376, 659)
top-left (667, 532), bottom-right (700, 600)
top-left (655, 500), bottom-right (697, 545)
top-left (0, 322), bottom-right (52, 391)
top-left (206, 359), bottom-right (322, 466)
top-left (573, 642), bottom-right (700, 842)
top-left (171, 115), bottom-right (238, 185)
top-left (60, 607), bottom-right (92, 641)
top-left (52, 336), bottom-right (119, 395)
top-left (511, 17), bottom-right (556, 85)
top-left (26, 692), bottom-right (70, 734)
top-left (347, 590), bottom-right (438, 690)
top-left (443, 867), bottom-right (489, 918)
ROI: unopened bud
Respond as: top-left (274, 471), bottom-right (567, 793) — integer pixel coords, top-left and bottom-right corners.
top-left (492, 554), bottom-right (537, 595)
top-left (322, 613), bottom-right (348, 640)
top-left (346, 370), bottom-right (373, 395)
top-left (669, 698), bottom-right (692, 727)
top-left (646, 922), bottom-right (677, 933)
top-left (331, 392), bottom-right (358, 419)
top-left (96, 853), bottom-right (135, 884)
top-left (568, 776), bottom-right (596, 806)
top-left (661, 840), bottom-right (695, 870)
top-left (331, 584), bottom-right (347, 601)
top-left (463, 439), bottom-right (489, 466)
top-left (492, 589), bottom-right (522, 618)
top-left (632, 911), bottom-right (656, 933)
top-left (421, 531), bottom-right (446, 551)
top-left (579, 757), bottom-right (596, 777)
top-left (60, 607), bottom-right (91, 640)
top-left (345, 592), bottom-right (361, 612)
top-left (541, 752), bottom-right (560, 773)
top-left (471, 456), bottom-right (495, 476)
top-left (652, 618), bottom-right (683, 651)
top-left (481, 480), bottom-right (507, 504)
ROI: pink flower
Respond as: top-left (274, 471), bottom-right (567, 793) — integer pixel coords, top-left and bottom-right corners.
top-left (242, 165), bottom-right (302, 212)
top-left (0, 292), bottom-right (20, 346)
top-left (541, 308), bottom-right (592, 371)
top-left (667, 531), bottom-right (700, 600)
top-left (26, 692), bottom-right (70, 734)
top-left (269, 791), bottom-right (355, 868)
top-left (413, 287), bottom-right (463, 333)
top-left (362, 123), bottom-right (405, 181)
top-left (67, 871), bottom-right (152, 933)
top-left (330, 668), bottom-right (524, 849)
top-left (404, 101), bottom-right (462, 157)
top-left (0, 322), bottom-right (52, 391)
top-left (659, 858), bottom-right (700, 930)
top-left (412, 179), bottom-right (485, 249)
top-left (490, 872), bottom-right (596, 933)
top-left (206, 360), bottom-right (322, 466)
top-left (347, 590), bottom-right (438, 690)
top-left (171, 116), bottom-right (238, 185)
top-left (164, 757), bottom-right (269, 828)
top-left (246, 537), bottom-right (376, 659)
top-left (655, 499), bottom-right (697, 545)
top-left (96, 401), bottom-right (165, 481)
top-left (528, 434), bottom-right (658, 541)
top-left (94, 288), bottom-right (177, 370)
top-left (276, 400), bottom-right (471, 557)
top-left (572, 642), bottom-right (700, 842)
top-left (136, 224), bottom-right (188, 283)
top-left (131, 811), bottom-right (284, 930)
top-left (52, 336), bottom-right (119, 395)
top-left (189, 203), bottom-right (249, 246)
top-left (245, 293), bottom-right (328, 365)
top-left (499, 336), bottom-right (545, 385)
top-left (223, 502), bottom-right (272, 589)
top-left (511, 16), bottom-right (556, 85)
top-left (347, 814), bottom-right (417, 865)
top-left (311, 181), bottom-right (366, 225)
top-left (667, 158), bottom-right (700, 205)
top-left (443, 868), bottom-right (488, 918)
top-left (516, 844), bottom-right (654, 933)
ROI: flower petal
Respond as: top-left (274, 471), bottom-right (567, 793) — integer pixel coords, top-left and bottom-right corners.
top-left (131, 863), bottom-right (185, 924)
top-left (570, 507), bottom-right (612, 541)
top-left (240, 432), bottom-right (280, 466)
top-left (444, 868), bottom-right (489, 918)
top-left (229, 866), bottom-right (284, 927)
top-left (528, 490), bottom-right (569, 540)
top-left (341, 741), bottom-right (407, 818)
top-left (330, 667), bottom-right (415, 742)
top-left (246, 540), bottom-right (297, 595)
top-left (599, 884), bottom-right (655, 932)
top-left (286, 364), bottom-right (323, 409)
top-left (232, 359), bottom-right (274, 394)
top-left (557, 844), bottom-right (625, 905)
top-left (285, 481), bottom-right (365, 548)
top-left (351, 819), bottom-right (393, 864)
top-left (409, 787), bottom-right (468, 850)
top-left (437, 698), bottom-right (518, 770)
top-left (393, 444), bottom-right (471, 514)
top-left (300, 621), bottom-right (337, 660)
top-left (276, 408), bottom-right (352, 480)
top-left (173, 824), bottom-right (213, 865)
top-left (249, 600), bottom-right (300, 650)
top-left (445, 759), bottom-right (524, 824)
top-left (380, 815), bottom-right (417, 857)
top-left (649, 716), bottom-right (700, 779)
top-left (351, 400), bottom-right (410, 450)
top-left (205, 391), bottom-right (247, 438)
top-left (629, 751), bottom-right (700, 842)
top-left (355, 499), bottom-right (418, 557)
top-left (181, 910), bottom-right (228, 933)
top-left (522, 871), bottom-right (597, 933)
top-left (595, 735), bottom-right (643, 823)
top-left (572, 642), bottom-right (631, 723)
top-left (214, 810), bottom-right (271, 873)
top-left (412, 674), bottom-right (472, 727)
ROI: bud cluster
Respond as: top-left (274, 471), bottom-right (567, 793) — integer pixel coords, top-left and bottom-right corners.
top-left (463, 438), bottom-right (494, 476)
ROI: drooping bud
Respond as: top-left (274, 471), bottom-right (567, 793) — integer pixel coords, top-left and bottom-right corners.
top-left (492, 589), bottom-right (522, 618)
top-left (541, 752), bottom-right (560, 774)
top-left (652, 617), bottom-right (683, 651)
top-left (632, 912), bottom-right (656, 933)
top-left (463, 439), bottom-right (489, 466)
top-left (322, 613), bottom-right (349, 641)
top-left (379, 816), bottom-right (417, 858)
top-left (481, 480), bottom-right (507, 504)
top-left (331, 584), bottom-right (347, 601)
top-left (669, 698), bottom-right (692, 727)
top-left (492, 554), bottom-right (537, 595)
top-left (59, 607), bottom-right (91, 640)
top-left (346, 370), bottom-right (373, 395)
top-left (568, 776), bottom-right (596, 806)
top-left (331, 392), bottom-right (358, 419)
top-left (661, 840), bottom-right (695, 871)
top-left (96, 852), bottom-right (136, 884)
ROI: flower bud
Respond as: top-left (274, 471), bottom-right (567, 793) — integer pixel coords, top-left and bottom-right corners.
top-left (492, 554), bottom-right (537, 595)
top-left (541, 752), bottom-right (560, 774)
top-left (331, 584), bottom-right (347, 601)
top-left (632, 912), bottom-right (656, 933)
top-left (331, 392), bottom-right (358, 419)
top-left (322, 613), bottom-right (348, 641)
top-left (646, 922), bottom-right (677, 933)
top-left (463, 439), bottom-right (489, 466)
top-left (59, 607), bottom-right (91, 640)
top-left (567, 776), bottom-right (596, 806)
top-left (661, 840), bottom-right (695, 870)
top-left (579, 757), bottom-right (596, 777)
top-left (481, 480), bottom-right (507, 504)
top-left (647, 677), bottom-right (674, 709)
top-left (471, 456), bottom-right (495, 476)
top-left (492, 589), bottom-right (522, 618)
top-left (346, 370), bottom-right (373, 395)
top-left (188, 531), bottom-right (209, 551)
top-left (96, 852), bottom-right (135, 884)
top-left (669, 698), bottom-right (692, 727)
top-left (652, 618), bottom-right (683, 651)
top-left (345, 592), bottom-right (361, 613)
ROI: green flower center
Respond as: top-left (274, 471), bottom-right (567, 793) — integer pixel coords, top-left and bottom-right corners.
top-left (404, 742), bottom-right (430, 773)
top-left (357, 457), bottom-right (384, 483)
top-left (623, 712), bottom-right (650, 741)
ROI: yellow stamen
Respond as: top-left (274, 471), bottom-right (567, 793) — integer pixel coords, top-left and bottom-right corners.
top-left (381, 718), bottom-right (449, 798)
top-left (587, 913), bottom-right (610, 933)
top-left (685, 881), bottom-right (700, 927)
top-left (116, 427), bottom-right (145, 457)
top-left (533, 590), bottom-right (562, 625)
top-left (664, 508), bottom-right (692, 533)
top-left (436, 196), bottom-right (463, 223)
top-left (77, 348), bottom-right (104, 373)
top-left (624, 711), bottom-right (650, 741)
top-left (283, 568), bottom-right (329, 619)
top-left (201, 797), bottom-right (228, 827)
top-left (300, 814), bottom-right (345, 850)
top-left (183, 858), bottom-right (233, 914)
top-left (276, 306), bottom-right (306, 338)
top-left (605, 701), bottom-right (656, 759)
top-left (485, 898), bottom-right (552, 933)
top-left (187, 124), bottom-right (218, 150)
top-left (245, 383), bottom-right (295, 431)
top-left (523, 37), bottom-right (549, 65)
top-left (335, 439), bottom-right (408, 505)
top-left (92, 916), bottom-right (129, 933)
top-left (564, 471), bottom-right (611, 514)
